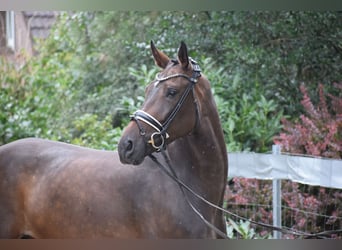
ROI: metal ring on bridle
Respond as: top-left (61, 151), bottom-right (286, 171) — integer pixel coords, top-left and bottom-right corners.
top-left (148, 132), bottom-right (165, 151)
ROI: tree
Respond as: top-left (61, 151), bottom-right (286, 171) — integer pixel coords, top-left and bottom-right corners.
top-left (57, 11), bottom-right (342, 119)
top-left (2, 11), bottom-right (341, 152)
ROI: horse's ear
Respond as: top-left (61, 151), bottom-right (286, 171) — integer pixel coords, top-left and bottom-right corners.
top-left (150, 40), bottom-right (170, 69)
top-left (177, 41), bottom-right (189, 69)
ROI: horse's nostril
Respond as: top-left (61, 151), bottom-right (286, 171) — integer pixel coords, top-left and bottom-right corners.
top-left (118, 137), bottom-right (136, 164)
top-left (126, 140), bottom-right (133, 151)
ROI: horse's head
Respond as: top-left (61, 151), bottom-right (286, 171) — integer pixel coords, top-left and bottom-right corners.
top-left (118, 41), bottom-right (201, 165)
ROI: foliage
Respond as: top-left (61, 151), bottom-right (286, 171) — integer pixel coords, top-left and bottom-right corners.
top-left (47, 11), bottom-right (342, 152)
top-left (3, 11), bottom-right (341, 152)
top-left (274, 83), bottom-right (342, 158)
top-left (49, 11), bottom-right (342, 121)
top-left (267, 83), bottom-right (342, 238)
top-left (52, 12), bottom-right (154, 120)
top-left (215, 11), bottom-right (342, 115)
top-left (226, 218), bottom-right (272, 239)
top-left (225, 178), bottom-right (273, 236)
top-left (281, 181), bottom-right (342, 238)
top-left (225, 177), bottom-right (342, 239)
top-left (205, 58), bottom-right (284, 152)
top-left (68, 114), bottom-right (122, 150)
top-left (0, 36), bottom-right (78, 144)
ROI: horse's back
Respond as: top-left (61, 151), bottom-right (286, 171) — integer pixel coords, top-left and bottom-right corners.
top-left (0, 138), bottom-right (138, 238)
top-left (0, 138), bottom-right (119, 175)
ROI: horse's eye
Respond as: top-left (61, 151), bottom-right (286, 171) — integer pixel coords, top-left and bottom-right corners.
top-left (166, 88), bottom-right (178, 98)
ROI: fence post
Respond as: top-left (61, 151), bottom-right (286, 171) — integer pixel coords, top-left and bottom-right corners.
top-left (272, 144), bottom-right (282, 239)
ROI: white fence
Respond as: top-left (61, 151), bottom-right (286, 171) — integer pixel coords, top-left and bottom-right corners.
top-left (227, 145), bottom-right (342, 238)
top-left (228, 148), bottom-right (342, 189)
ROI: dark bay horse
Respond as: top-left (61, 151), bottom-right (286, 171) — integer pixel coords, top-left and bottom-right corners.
top-left (0, 41), bottom-right (228, 238)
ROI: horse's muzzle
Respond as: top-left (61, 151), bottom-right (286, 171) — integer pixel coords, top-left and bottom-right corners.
top-left (118, 126), bottom-right (147, 165)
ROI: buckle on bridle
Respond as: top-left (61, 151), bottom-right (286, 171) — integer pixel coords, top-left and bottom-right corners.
top-left (148, 132), bottom-right (165, 151)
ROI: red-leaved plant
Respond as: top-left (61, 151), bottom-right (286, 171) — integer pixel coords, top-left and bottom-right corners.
top-left (274, 83), bottom-right (342, 159)
top-left (272, 82), bottom-right (342, 237)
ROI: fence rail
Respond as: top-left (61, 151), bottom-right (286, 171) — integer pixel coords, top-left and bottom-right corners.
top-left (227, 146), bottom-right (342, 238)
top-left (228, 150), bottom-right (342, 189)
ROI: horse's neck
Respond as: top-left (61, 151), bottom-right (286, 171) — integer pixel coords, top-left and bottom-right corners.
top-left (168, 101), bottom-right (227, 200)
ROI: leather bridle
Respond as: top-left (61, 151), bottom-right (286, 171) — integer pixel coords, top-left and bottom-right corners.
top-left (130, 58), bottom-right (201, 151)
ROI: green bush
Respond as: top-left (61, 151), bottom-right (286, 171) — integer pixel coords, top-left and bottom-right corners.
top-left (68, 114), bottom-right (122, 150)
top-left (0, 57), bottom-right (55, 142)
top-left (204, 58), bottom-right (284, 152)
top-left (226, 218), bottom-right (272, 239)
top-left (0, 17), bottom-right (79, 145)
top-left (2, 11), bottom-right (340, 154)
top-left (49, 11), bottom-right (342, 120)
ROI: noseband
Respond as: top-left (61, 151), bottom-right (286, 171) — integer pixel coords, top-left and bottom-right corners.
top-left (130, 58), bottom-right (201, 151)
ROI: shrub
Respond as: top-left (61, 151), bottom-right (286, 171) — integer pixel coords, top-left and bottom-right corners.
top-left (0, 18), bottom-right (80, 145)
top-left (274, 83), bottom-right (342, 158)
top-left (281, 181), bottom-right (342, 238)
top-left (67, 114), bottom-right (122, 150)
top-left (227, 218), bottom-right (272, 239)
top-left (273, 83), bottom-right (342, 237)
top-left (205, 57), bottom-right (284, 152)
top-left (0, 55), bottom-right (70, 143)
top-left (226, 177), bottom-right (342, 239)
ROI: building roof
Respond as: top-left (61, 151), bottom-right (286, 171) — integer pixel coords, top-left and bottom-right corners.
top-left (23, 11), bottom-right (58, 41)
